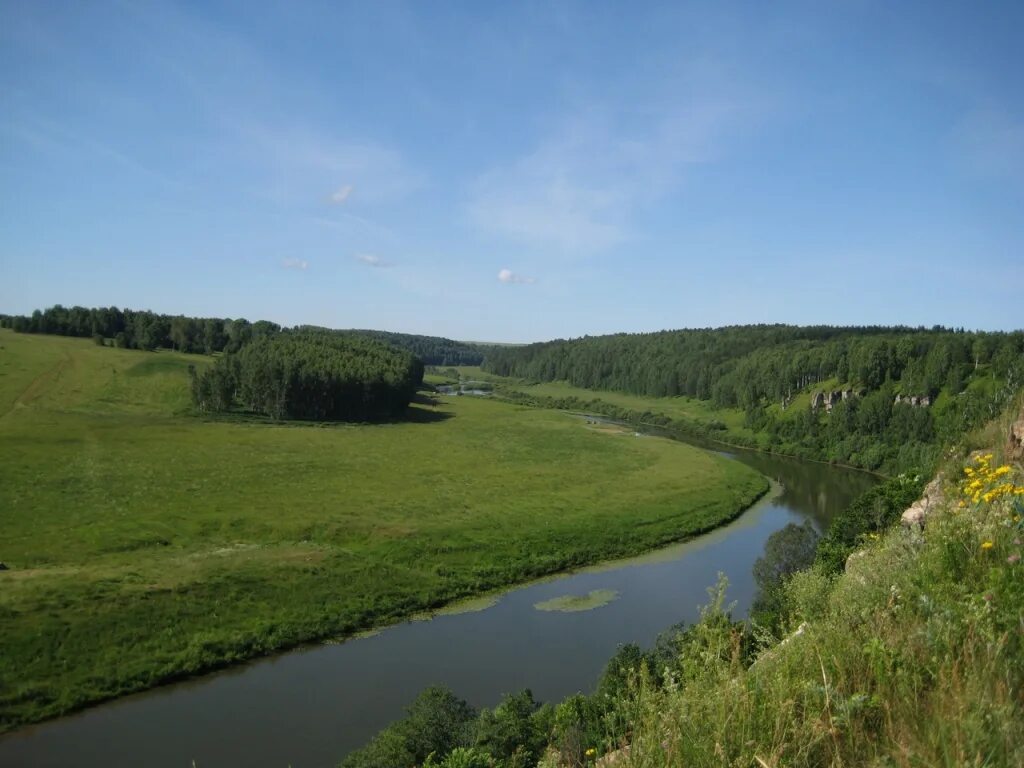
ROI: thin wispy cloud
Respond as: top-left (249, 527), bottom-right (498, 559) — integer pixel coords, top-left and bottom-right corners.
top-left (952, 108), bottom-right (1024, 177)
top-left (276, 136), bottom-right (423, 204)
top-left (355, 253), bottom-right (394, 269)
top-left (469, 100), bottom-right (743, 254)
top-left (498, 268), bottom-right (535, 285)
top-left (330, 184), bottom-right (354, 204)
top-left (281, 257), bottom-right (308, 271)
top-left (3, 109), bottom-right (181, 189)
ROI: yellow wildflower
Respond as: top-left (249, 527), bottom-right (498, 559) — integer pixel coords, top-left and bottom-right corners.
top-left (981, 541), bottom-right (994, 550)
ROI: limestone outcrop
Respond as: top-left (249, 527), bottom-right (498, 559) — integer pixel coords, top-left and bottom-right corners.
top-left (900, 474), bottom-right (944, 529)
top-left (894, 393), bottom-right (932, 407)
top-left (810, 389), bottom-right (856, 412)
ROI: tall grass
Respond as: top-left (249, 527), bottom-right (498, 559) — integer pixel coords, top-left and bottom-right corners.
top-left (601, 440), bottom-right (1024, 767)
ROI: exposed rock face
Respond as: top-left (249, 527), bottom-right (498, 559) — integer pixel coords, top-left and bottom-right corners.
top-left (895, 393), bottom-right (932, 408)
top-left (1009, 410), bottom-right (1024, 461)
top-left (811, 389), bottom-right (857, 412)
top-left (900, 475), bottom-right (944, 529)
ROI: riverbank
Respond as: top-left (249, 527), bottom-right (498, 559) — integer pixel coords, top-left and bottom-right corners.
top-left (0, 455), bottom-right (875, 767)
top-left (0, 331), bottom-right (768, 732)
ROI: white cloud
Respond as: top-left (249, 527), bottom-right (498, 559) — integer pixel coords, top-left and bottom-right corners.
top-left (330, 184), bottom-right (353, 204)
top-left (498, 268), bottom-right (536, 285)
top-left (281, 257), bottom-right (309, 270)
top-left (355, 253), bottom-right (393, 268)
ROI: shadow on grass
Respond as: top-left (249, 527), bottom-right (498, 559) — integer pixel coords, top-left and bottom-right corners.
top-left (188, 392), bottom-right (454, 428)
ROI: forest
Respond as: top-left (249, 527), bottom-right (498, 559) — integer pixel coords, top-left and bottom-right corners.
top-left (482, 325), bottom-right (1023, 404)
top-left (190, 331), bottom-right (423, 421)
top-left (318, 328), bottom-right (486, 366)
top-left (0, 305), bottom-right (483, 365)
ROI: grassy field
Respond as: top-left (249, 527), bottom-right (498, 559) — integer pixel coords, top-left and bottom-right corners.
top-left (444, 366), bottom-right (759, 440)
top-left (0, 330), bottom-right (767, 730)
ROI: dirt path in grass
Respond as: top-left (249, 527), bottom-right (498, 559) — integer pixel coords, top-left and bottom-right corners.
top-left (1, 351), bottom-right (72, 419)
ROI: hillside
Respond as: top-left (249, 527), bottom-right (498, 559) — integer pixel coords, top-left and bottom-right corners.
top-left (482, 326), bottom-right (1024, 474)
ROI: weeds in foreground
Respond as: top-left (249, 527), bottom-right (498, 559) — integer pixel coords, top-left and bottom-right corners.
top-left (608, 456), bottom-right (1024, 768)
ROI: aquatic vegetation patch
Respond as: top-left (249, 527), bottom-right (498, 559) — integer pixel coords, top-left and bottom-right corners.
top-left (534, 589), bottom-right (620, 613)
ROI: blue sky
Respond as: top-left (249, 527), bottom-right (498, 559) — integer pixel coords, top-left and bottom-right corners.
top-left (2, 1), bottom-right (1022, 342)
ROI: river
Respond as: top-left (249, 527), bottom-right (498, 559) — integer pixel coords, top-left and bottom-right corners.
top-left (0, 429), bottom-right (876, 768)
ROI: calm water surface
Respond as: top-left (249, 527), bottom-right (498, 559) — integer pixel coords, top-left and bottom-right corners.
top-left (0, 430), bottom-right (876, 768)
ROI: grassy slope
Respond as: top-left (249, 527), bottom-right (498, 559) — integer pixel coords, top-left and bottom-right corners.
top-left (0, 330), bottom-right (767, 730)
top-left (600, 417), bottom-right (1024, 768)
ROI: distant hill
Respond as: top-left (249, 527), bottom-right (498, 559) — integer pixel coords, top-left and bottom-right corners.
top-left (0, 305), bottom-right (486, 366)
top-left (312, 328), bottom-right (486, 366)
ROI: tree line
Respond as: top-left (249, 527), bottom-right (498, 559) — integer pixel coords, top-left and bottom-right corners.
top-left (190, 331), bottom-right (423, 422)
top-left (0, 305), bottom-right (280, 354)
top-left (483, 325), bottom-right (1023, 405)
top-left (0, 305), bottom-right (486, 365)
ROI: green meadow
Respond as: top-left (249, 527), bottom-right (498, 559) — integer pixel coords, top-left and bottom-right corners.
top-left (444, 366), bottom-right (759, 440)
top-left (0, 330), bottom-right (767, 730)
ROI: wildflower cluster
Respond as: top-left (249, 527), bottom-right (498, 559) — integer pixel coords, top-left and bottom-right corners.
top-left (961, 454), bottom-right (1024, 506)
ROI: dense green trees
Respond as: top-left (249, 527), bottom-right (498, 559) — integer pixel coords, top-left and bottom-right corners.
top-left (0, 304), bottom-right (282, 355)
top-left (340, 687), bottom-right (478, 768)
top-left (332, 329), bottom-right (486, 366)
top-left (483, 325), bottom-right (1022, 406)
top-left (340, 687), bottom-right (553, 768)
top-left (1, 306), bottom-right (486, 366)
top-left (190, 332), bottom-right (423, 421)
